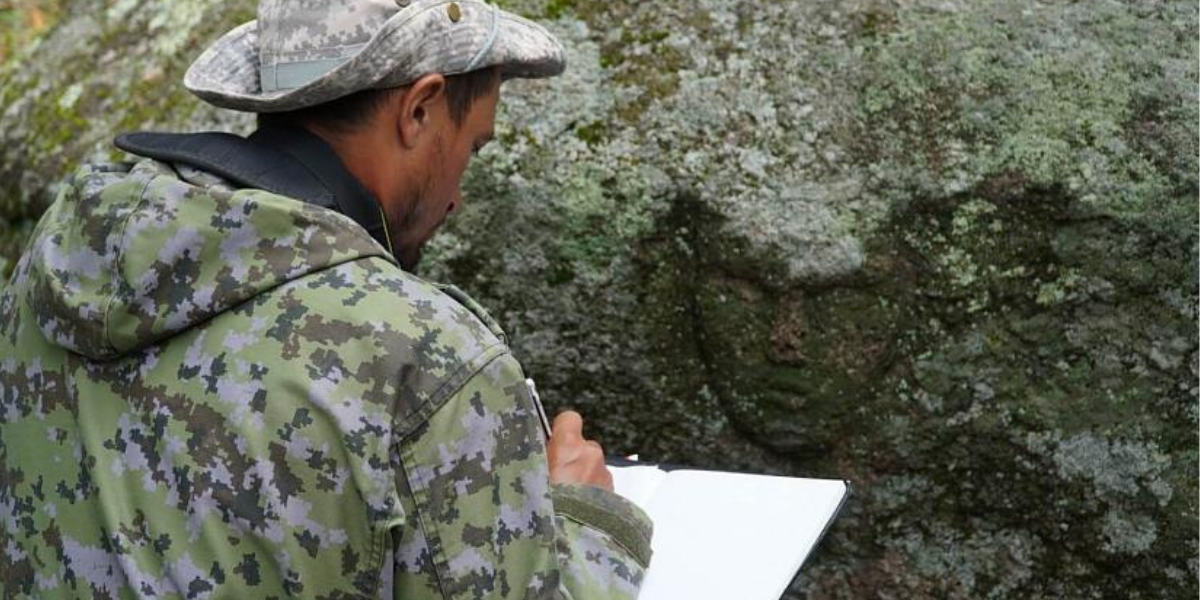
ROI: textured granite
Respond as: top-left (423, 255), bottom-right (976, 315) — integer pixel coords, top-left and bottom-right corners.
top-left (1, 0), bottom-right (1195, 597)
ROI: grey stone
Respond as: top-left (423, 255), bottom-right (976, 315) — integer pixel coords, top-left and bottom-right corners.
top-left (1, 0), bottom-right (1195, 598)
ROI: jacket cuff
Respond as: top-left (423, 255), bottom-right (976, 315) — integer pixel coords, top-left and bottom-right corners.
top-left (551, 483), bottom-right (654, 568)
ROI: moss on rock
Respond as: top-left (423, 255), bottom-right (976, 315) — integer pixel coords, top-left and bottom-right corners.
top-left (0, 0), bottom-right (1195, 598)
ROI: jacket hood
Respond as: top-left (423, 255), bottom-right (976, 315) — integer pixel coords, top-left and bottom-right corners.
top-left (21, 159), bottom-right (389, 360)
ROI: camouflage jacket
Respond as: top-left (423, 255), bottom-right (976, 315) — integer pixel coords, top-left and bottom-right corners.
top-left (0, 158), bottom-right (652, 598)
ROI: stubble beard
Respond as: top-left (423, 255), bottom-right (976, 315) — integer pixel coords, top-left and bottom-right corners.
top-left (389, 193), bottom-right (425, 274)
top-left (394, 232), bottom-right (424, 274)
top-left (389, 137), bottom-right (453, 274)
top-left (389, 161), bottom-right (442, 274)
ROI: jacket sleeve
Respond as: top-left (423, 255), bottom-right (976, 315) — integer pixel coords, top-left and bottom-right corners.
top-left (390, 350), bottom-right (653, 599)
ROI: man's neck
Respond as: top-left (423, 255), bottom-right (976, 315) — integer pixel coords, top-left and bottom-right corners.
top-left (249, 123), bottom-right (395, 255)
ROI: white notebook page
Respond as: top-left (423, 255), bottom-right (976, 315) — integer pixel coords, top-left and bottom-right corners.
top-left (611, 467), bottom-right (847, 600)
top-left (608, 465), bottom-right (669, 511)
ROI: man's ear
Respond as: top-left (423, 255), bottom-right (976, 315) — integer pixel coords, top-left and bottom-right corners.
top-left (397, 73), bottom-right (447, 149)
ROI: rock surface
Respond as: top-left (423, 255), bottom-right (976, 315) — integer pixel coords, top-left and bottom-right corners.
top-left (1, 0), bottom-right (1196, 598)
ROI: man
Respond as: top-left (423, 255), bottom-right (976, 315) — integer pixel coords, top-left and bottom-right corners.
top-left (0, 0), bottom-right (651, 598)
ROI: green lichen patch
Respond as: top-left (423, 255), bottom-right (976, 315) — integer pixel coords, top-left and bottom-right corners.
top-left (845, 0), bottom-right (1198, 233)
top-left (0, 0), bottom-right (255, 228)
top-left (0, 0), bottom-right (1194, 597)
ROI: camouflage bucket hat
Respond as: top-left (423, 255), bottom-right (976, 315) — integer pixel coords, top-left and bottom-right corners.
top-left (184, 0), bottom-right (565, 113)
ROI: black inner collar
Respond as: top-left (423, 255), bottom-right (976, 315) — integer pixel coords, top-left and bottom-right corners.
top-left (114, 125), bottom-right (393, 255)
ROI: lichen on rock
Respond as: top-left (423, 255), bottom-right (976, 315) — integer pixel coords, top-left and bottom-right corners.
top-left (0, 0), bottom-right (1195, 598)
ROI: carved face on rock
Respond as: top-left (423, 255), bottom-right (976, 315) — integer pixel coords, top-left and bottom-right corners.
top-left (647, 220), bottom-right (906, 457)
top-left (694, 272), bottom-right (909, 455)
top-left (651, 182), bottom-right (1191, 505)
top-left (630, 196), bottom-right (912, 458)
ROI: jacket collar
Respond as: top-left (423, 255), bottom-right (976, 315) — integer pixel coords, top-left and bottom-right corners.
top-left (114, 125), bottom-right (394, 255)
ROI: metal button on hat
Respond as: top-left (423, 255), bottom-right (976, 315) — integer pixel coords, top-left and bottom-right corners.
top-left (394, 0), bottom-right (410, 7)
top-left (447, 2), bottom-right (462, 22)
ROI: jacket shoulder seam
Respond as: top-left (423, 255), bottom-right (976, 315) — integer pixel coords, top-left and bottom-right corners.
top-left (391, 343), bottom-right (510, 442)
top-left (100, 169), bottom-right (158, 355)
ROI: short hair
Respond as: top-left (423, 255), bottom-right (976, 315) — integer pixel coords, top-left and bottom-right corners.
top-left (257, 67), bottom-right (498, 134)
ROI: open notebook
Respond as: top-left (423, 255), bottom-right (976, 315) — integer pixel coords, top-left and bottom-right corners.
top-left (522, 379), bottom-right (847, 598)
top-left (608, 461), bottom-right (848, 600)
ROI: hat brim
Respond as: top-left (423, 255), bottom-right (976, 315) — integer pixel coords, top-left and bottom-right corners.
top-left (184, 0), bottom-right (565, 113)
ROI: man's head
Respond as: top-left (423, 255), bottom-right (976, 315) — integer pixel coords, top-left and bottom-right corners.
top-left (183, 0), bottom-right (567, 270)
top-left (262, 67), bottom-right (501, 271)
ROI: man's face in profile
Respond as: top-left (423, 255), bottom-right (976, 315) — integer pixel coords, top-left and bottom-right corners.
top-left (389, 75), bottom-right (500, 272)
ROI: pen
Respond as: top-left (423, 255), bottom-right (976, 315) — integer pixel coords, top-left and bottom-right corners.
top-left (526, 378), bottom-right (552, 441)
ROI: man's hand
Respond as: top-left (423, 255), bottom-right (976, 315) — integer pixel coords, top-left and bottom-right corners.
top-left (546, 411), bottom-right (614, 491)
